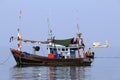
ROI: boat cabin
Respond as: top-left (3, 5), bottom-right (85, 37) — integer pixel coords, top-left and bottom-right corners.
top-left (47, 38), bottom-right (84, 59)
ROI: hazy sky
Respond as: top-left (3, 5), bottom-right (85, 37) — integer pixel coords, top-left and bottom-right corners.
top-left (1, 0), bottom-right (120, 47)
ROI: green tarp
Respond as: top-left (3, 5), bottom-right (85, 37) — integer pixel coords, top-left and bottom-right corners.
top-left (52, 38), bottom-right (73, 47)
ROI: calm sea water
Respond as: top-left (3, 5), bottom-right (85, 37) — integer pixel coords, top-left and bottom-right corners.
top-left (0, 46), bottom-right (120, 80)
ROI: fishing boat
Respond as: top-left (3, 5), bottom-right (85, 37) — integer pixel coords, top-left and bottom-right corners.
top-left (10, 28), bottom-right (93, 66)
top-left (92, 41), bottom-right (109, 48)
top-left (10, 11), bottom-right (93, 66)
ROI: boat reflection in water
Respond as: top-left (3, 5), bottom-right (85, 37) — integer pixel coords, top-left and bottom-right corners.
top-left (47, 66), bottom-right (87, 80)
top-left (10, 65), bottom-right (90, 80)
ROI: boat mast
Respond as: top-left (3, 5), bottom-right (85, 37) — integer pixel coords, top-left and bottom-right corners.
top-left (17, 10), bottom-right (22, 51)
top-left (76, 24), bottom-right (81, 58)
top-left (76, 24), bottom-right (81, 39)
top-left (76, 24), bottom-right (86, 58)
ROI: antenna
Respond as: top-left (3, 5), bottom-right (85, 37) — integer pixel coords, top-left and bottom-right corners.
top-left (76, 24), bottom-right (82, 38)
top-left (47, 18), bottom-right (52, 39)
top-left (77, 23), bottom-right (80, 34)
top-left (47, 18), bottom-right (50, 36)
top-left (18, 9), bottom-right (22, 31)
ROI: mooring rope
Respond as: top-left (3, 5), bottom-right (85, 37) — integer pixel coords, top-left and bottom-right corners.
top-left (0, 53), bottom-right (12, 65)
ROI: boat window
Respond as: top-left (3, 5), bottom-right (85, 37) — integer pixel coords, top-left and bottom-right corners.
top-left (62, 48), bottom-right (65, 51)
top-left (66, 48), bottom-right (68, 51)
top-left (49, 48), bottom-right (53, 53)
top-left (50, 48), bottom-right (52, 51)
